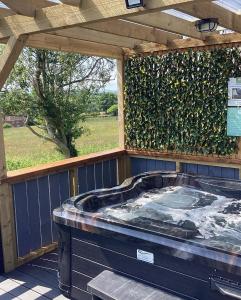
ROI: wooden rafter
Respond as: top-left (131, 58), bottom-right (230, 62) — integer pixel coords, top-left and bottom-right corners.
top-left (26, 33), bottom-right (123, 59)
top-left (53, 27), bottom-right (144, 49)
top-left (177, 1), bottom-right (241, 34)
top-left (85, 20), bottom-right (181, 44)
top-left (1, 0), bottom-right (56, 17)
top-left (126, 11), bottom-right (204, 40)
top-left (0, 0), bottom-right (202, 40)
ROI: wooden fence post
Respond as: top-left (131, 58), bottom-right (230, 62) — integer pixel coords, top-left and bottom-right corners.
top-left (0, 113), bottom-right (17, 272)
top-left (69, 167), bottom-right (78, 196)
top-left (117, 56), bottom-right (125, 149)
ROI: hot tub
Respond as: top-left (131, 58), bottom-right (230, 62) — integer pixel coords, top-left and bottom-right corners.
top-left (53, 172), bottom-right (241, 300)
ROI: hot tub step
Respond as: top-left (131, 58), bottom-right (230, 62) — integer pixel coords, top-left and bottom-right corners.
top-left (87, 270), bottom-right (185, 300)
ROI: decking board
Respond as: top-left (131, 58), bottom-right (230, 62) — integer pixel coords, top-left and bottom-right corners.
top-left (0, 251), bottom-right (68, 300)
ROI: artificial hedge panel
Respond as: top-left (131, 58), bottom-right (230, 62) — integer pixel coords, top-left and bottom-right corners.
top-left (125, 48), bottom-right (241, 155)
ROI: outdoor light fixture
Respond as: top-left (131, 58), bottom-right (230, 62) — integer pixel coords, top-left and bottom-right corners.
top-left (125, 0), bottom-right (144, 9)
top-left (195, 18), bottom-right (219, 33)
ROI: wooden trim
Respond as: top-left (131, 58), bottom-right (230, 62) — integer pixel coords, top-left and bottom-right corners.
top-left (127, 149), bottom-right (241, 168)
top-left (17, 242), bottom-right (57, 267)
top-left (117, 57), bottom-right (125, 149)
top-left (69, 167), bottom-right (78, 197)
top-left (4, 148), bottom-right (126, 184)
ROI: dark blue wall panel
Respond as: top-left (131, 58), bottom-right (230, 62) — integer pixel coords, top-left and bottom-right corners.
top-left (38, 176), bottom-right (52, 247)
top-left (13, 182), bottom-right (31, 257)
top-left (95, 162), bottom-right (103, 189)
top-left (78, 166), bottom-right (87, 194)
top-left (181, 163), bottom-right (239, 180)
top-left (103, 160), bottom-right (111, 188)
top-left (110, 159), bottom-right (117, 188)
top-left (87, 165), bottom-right (95, 191)
top-left (26, 180), bottom-right (41, 251)
top-left (59, 171), bottom-right (70, 203)
top-left (78, 159), bottom-right (117, 193)
top-left (131, 157), bottom-right (176, 176)
top-left (13, 171), bottom-right (70, 257)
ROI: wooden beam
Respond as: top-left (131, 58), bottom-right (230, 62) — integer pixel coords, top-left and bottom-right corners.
top-left (53, 27), bottom-right (144, 49)
top-left (0, 35), bottom-right (28, 90)
top-left (85, 20), bottom-right (181, 44)
top-left (117, 57), bottom-right (125, 149)
top-left (126, 32), bottom-right (241, 54)
top-left (177, 1), bottom-right (241, 34)
top-left (27, 33), bottom-right (123, 59)
top-left (0, 113), bottom-right (17, 272)
top-left (1, 0), bottom-right (56, 17)
top-left (126, 11), bottom-right (204, 40)
top-left (0, 0), bottom-right (202, 40)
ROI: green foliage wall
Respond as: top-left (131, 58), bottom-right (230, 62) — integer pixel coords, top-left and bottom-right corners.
top-left (124, 48), bottom-right (241, 155)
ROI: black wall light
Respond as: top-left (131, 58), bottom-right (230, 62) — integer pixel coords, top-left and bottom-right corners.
top-left (195, 18), bottom-right (219, 32)
top-left (125, 0), bottom-right (144, 9)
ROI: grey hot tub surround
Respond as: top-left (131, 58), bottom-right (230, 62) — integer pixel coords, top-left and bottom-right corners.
top-left (53, 172), bottom-right (241, 300)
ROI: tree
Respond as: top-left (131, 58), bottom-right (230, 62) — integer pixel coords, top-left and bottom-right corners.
top-left (1, 48), bottom-right (114, 157)
top-left (97, 92), bottom-right (117, 112)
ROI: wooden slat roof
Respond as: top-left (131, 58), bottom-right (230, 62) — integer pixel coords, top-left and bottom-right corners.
top-left (0, 0), bottom-right (240, 57)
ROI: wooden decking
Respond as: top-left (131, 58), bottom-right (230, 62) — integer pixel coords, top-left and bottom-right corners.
top-left (0, 251), bottom-right (68, 299)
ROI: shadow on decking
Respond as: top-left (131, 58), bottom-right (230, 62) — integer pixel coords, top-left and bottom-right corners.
top-left (0, 251), bottom-right (67, 299)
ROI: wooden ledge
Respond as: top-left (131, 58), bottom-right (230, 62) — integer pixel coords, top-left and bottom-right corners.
top-left (4, 148), bottom-right (126, 184)
top-left (127, 149), bottom-right (241, 168)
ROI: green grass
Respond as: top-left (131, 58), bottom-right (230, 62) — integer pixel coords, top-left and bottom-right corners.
top-left (4, 117), bottom-right (118, 171)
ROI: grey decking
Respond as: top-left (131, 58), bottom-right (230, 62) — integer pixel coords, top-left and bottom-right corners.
top-left (0, 251), bottom-right (68, 300)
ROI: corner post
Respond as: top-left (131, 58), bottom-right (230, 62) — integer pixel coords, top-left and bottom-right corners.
top-left (0, 34), bottom-right (28, 272)
top-left (0, 113), bottom-right (17, 272)
top-left (117, 55), bottom-right (125, 149)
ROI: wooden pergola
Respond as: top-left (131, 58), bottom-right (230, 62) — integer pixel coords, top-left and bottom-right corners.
top-left (0, 0), bottom-right (241, 273)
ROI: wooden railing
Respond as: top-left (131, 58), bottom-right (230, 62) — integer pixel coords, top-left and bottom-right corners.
top-left (1, 148), bottom-right (127, 271)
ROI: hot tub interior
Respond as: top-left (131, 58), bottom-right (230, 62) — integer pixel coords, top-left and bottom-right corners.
top-left (74, 173), bottom-right (241, 255)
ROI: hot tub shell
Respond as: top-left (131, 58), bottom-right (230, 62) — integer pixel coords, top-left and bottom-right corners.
top-left (53, 172), bottom-right (241, 300)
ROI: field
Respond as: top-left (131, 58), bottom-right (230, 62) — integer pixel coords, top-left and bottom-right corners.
top-left (4, 117), bottom-right (118, 171)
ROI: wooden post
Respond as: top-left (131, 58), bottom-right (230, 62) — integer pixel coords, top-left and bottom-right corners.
top-left (0, 35), bottom-right (27, 272)
top-left (0, 113), bottom-right (17, 272)
top-left (117, 56), bottom-right (125, 149)
top-left (69, 167), bottom-right (78, 196)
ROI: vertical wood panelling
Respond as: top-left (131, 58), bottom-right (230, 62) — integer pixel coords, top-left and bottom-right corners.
top-left (49, 174), bottom-right (61, 242)
top-left (13, 171), bottom-right (71, 257)
top-left (26, 180), bottom-right (41, 251)
top-left (13, 182), bottom-right (30, 257)
top-left (38, 176), bottom-right (52, 247)
top-left (78, 159), bottom-right (118, 193)
top-left (59, 171), bottom-right (70, 203)
top-left (95, 162), bottom-right (103, 189)
top-left (103, 160), bottom-right (111, 188)
top-left (78, 166), bottom-right (87, 194)
top-left (131, 157), bottom-right (176, 176)
top-left (181, 163), bottom-right (239, 179)
top-left (86, 165), bottom-right (95, 191)
top-left (110, 159), bottom-right (117, 187)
